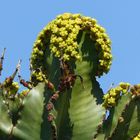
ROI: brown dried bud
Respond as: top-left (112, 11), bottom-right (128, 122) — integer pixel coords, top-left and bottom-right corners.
top-left (47, 81), bottom-right (54, 90)
top-left (46, 103), bottom-right (53, 111)
top-left (51, 92), bottom-right (59, 101)
top-left (20, 79), bottom-right (28, 87)
top-left (48, 114), bottom-right (54, 122)
top-left (20, 79), bottom-right (32, 89)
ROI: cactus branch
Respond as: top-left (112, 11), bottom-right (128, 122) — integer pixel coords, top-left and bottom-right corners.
top-left (93, 113), bottom-right (106, 139)
top-left (0, 48), bottom-right (6, 76)
top-left (11, 59), bottom-right (21, 80)
top-left (107, 96), bottom-right (135, 139)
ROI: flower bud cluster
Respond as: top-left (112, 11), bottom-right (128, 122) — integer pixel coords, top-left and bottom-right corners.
top-left (103, 82), bottom-right (130, 109)
top-left (30, 39), bottom-right (46, 71)
top-left (48, 13), bottom-right (82, 61)
top-left (90, 24), bottom-right (112, 76)
top-left (30, 70), bottom-right (47, 86)
top-left (31, 13), bottom-right (112, 77)
top-left (3, 81), bottom-right (19, 95)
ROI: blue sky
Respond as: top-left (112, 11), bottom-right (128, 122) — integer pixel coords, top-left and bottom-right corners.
top-left (0, 0), bottom-right (140, 92)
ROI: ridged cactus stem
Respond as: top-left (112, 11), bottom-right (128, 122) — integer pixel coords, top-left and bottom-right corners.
top-left (46, 60), bottom-right (84, 139)
top-left (93, 112), bottom-right (106, 139)
top-left (46, 82), bottom-right (58, 140)
top-left (98, 83), bottom-right (140, 140)
top-left (107, 95), bottom-right (138, 139)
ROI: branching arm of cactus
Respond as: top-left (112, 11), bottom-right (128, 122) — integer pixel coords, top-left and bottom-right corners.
top-left (0, 48), bottom-right (6, 76)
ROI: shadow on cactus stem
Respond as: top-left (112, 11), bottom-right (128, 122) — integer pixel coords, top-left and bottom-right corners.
top-left (40, 86), bottom-right (52, 140)
top-left (91, 77), bottom-right (104, 105)
top-left (79, 31), bottom-right (104, 105)
top-left (42, 50), bottom-right (74, 139)
top-left (55, 90), bottom-right (73, 140)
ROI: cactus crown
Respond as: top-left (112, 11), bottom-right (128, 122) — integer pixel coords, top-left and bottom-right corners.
top-left (30, 13), bottom-right (112, 79)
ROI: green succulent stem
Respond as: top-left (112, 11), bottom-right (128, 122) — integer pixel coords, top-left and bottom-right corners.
top-left (0, 13), bottom-right (139, 140)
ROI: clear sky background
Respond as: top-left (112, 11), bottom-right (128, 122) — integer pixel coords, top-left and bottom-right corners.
top-left (0, 0), bottom-right (140, 92)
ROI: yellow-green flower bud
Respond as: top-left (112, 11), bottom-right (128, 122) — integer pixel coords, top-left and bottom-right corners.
top-left (63, 54), bottom-right (70, 61)
top-left (110, 90), bottom-right (117, 97)
top-left (103, 93), bottom-right (110, 100)
top-left (108, 97), bottom-right (116, 105)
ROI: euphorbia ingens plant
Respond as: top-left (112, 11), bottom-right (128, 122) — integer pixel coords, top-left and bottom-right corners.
top-left (0, 13), bottom-right (139, 140)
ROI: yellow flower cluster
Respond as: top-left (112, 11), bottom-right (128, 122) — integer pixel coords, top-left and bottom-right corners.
top-left (130, 84), bottom-right (140, 96)
top-left (30, 70), bottom-right (46, 85)
top-left (31, 13), bottom-right (112, 77)
top-left (48, 13), bottom-right (82, 61)
top-left (103, 82), bottom-right (130, 109)
top-left (4, 82), bottom-right (19, 95)
top-left (91, 25), bottom-right (112, 76)
top-left (133, 132), bottom-right (140, 140)
top-left (30, 40), bottom-right (45, 71)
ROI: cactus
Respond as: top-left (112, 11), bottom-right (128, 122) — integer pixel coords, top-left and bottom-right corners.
top-left (0, 13), bottom-right (140, 140)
